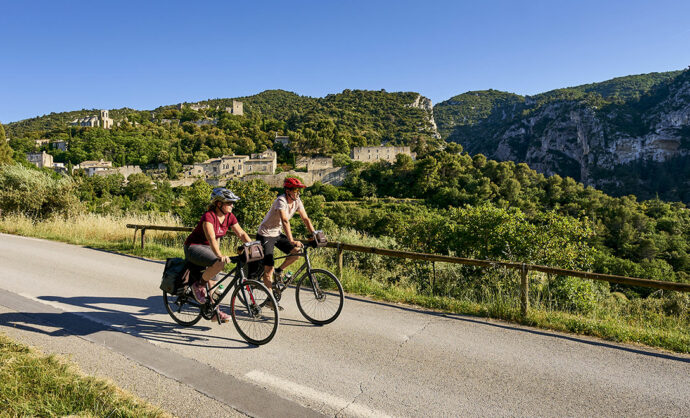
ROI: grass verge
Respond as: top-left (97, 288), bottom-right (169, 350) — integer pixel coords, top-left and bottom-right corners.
top-left (0, 332), bottom-right (168, 417)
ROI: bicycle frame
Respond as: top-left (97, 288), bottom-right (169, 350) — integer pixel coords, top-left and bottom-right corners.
top-left (269, 245), bottom-right (315, 287)
top-left (197, 259), bottom-right (256, 317)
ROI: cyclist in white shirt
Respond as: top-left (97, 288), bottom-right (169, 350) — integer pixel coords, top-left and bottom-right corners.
top-left (255, 177), bottom-right (316, 307)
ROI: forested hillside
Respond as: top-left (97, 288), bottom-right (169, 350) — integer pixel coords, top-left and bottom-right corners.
top-left (6, 89), bottom-right (441, 177)
top-left (434, 69), bottom-right (690, 202)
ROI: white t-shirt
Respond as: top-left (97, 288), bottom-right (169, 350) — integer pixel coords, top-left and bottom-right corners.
top-left (257, 195), bottom-right (304, 237)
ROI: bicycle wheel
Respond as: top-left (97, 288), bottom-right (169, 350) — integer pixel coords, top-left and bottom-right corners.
top-left (163, 288), bottom-right (202, 326)
top-left (230, 280), bottom-right (279, 345)
top-left (296, 269), bottom-right (344, 325)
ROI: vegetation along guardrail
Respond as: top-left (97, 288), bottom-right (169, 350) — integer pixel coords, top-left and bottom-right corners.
top-left (127, 224), bottom-right (690, 317)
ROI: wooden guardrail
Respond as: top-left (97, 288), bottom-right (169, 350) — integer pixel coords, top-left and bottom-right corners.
top-left (126, 224), bottom-right (192, 249)
top-left (126, 224), bottom-right (690, 316)
top-left (326, 242), bottom-right (690, 316)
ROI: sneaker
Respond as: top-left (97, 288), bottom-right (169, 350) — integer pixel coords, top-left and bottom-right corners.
top-left (211, 309), bottom-right (230, 323)
top-left (191, 281), bottom-right (207, 304)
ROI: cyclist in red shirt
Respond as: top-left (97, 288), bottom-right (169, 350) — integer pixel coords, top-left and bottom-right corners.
top-left (184, 187), bottom-right (252, 322)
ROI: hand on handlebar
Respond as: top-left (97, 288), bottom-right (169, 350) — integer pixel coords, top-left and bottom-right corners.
top-left (291, 239), bottom-right (304, 248)
top-left (220, 255), bottom-right (231, 264)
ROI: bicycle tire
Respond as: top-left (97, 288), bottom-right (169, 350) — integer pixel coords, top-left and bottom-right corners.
top-left (230, 280), bottom-right (279, 345)
top-left (163, 289), bottom-right (202, 326)
top-left (295, 269), bottom-right (344, 325)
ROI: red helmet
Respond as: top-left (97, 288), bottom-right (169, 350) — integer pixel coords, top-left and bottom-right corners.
top-left (283, 177), bottom-right (306, 189)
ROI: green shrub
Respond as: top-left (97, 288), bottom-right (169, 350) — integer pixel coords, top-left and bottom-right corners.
top-left (0, 164), bottom-right (82, 219)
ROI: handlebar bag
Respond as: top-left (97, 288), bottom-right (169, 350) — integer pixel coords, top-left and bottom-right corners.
top-left (313, 230), bottom-right (328, 247)
top-left (242, 240), bottom-right (265, 263)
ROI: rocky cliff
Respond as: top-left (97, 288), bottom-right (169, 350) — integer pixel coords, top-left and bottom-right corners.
top-left (409, 94), bottom-right (441, 138)
top-left (435, 69), bottom-right (690, 201)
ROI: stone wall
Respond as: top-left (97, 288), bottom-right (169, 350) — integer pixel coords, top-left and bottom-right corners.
top-left (243, 167), bottom-right (347, 187)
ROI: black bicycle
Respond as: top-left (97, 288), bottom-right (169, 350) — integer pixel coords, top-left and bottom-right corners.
top-left (249, 238), bottom-right (344, 325)
top-left (163, 246), bottom-right (279, 345)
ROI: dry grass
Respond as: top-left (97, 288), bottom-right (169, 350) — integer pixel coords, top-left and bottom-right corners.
top-left (0, 212), bottom-right (181, 243)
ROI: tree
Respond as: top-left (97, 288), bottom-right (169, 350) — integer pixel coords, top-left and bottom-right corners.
top-left (225, 178), bottom-right (275, 232)
top-left (174, 180), bottom-right (213, 226)
top-left (0, 122), bottom-right (14, 165)
top-left (125, 173), bottom-right (155, 202)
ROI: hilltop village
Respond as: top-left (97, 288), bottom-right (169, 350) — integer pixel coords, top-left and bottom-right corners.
top-left (24, 103), bottom-right (416, 187)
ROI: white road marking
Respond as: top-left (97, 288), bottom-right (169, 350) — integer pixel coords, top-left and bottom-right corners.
top-left (245, 369), bottom-right (392, 418)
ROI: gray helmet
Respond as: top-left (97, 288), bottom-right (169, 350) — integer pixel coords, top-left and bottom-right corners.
top-left (211, 187), bottom-right (240, 203)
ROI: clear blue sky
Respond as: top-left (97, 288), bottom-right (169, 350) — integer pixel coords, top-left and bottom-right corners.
top-left (1, 0), bottom-right (688, 123)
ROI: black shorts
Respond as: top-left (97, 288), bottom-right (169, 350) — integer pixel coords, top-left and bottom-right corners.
top-left (256, 233), bottom-right (295, 267)
top-left (184, 244), bottom-right (218, 267)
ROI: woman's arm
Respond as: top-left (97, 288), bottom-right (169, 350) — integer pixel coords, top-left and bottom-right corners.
top-left (230, 223), bottom-right (252, 243)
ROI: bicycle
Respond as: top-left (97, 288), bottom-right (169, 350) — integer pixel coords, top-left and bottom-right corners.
top-left (248, 238), bottom-right (344, 325)
top-left (163, 245), bottom-right (279, 346)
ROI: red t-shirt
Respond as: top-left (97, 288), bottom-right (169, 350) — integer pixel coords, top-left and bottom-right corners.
top-left (184, 210), bottom-right (238, 246)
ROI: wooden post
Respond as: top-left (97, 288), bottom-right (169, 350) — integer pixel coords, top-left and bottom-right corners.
top-left (141, 228), bottom-right (146, 249)
top-left (132, 227), bottom-right (139, 248)
top-left (520, 263), bottom-right (529, 317)
top-left (431, 261), bottom-right (436, 296)
top-left (337, 244), bottom-right (343, 280)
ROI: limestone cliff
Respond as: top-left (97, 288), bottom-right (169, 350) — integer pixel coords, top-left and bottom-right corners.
top-left (435, 69), bottom-right (690, 200)
top-left (409, 94), bottom-right (441, 138)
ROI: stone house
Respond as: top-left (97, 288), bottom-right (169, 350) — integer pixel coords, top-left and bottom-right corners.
top-left (307, 157), bottom-right (333, 171)
top-left (52, 140), bottom-right (68, 151)
top-left (71, 110), bottom-right (113, 129)
top-left (182, 164), bottom-right (206, 178)
top-left (350, 146), bottom-right (416, 163)
top-left (245, 150), bottom-right (277, 175)
top-left (26, 151), bottom-right (53, 168)
top-left (179, 100), bottom-right (243, 116)
top-left (34, 139), bottom-right (51, 148)
top-left (78, 159), bottom-right (113, 176)
top-left (95, 165), bottom-right (142, 179)
top-left (52, 162), bottom-right (68, 175)
top-left (226, 100), bottom-right (243, 116)
top-left (182, 149), bottom-right (276, 179)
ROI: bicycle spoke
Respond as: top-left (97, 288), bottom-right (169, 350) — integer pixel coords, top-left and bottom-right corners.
top-left (231, 280), bottom-right (278, 345)
top-left (296, 269), bottom-right (344, 325)
top-left (163, 289), bottom-right (202, 326)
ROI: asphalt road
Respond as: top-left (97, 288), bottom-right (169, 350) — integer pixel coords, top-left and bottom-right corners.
top-left (1, 233), bottom-right (689, 417)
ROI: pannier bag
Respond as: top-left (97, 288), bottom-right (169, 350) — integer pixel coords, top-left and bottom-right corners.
top-left (241, 240), bottom-right (265, 263)
top-left (160, 257), bottom-right (187, 294)
top-left (313, 230), bottom-right (327, 247)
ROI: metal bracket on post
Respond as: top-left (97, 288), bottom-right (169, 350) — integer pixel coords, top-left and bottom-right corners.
top-left (520, 263), bottom-right (529, 317)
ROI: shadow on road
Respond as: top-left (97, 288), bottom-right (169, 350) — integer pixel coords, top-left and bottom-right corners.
top-left (1, 293), bottom-right (258, 349)
top-left (343, 294), bottom-right (690, 364)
